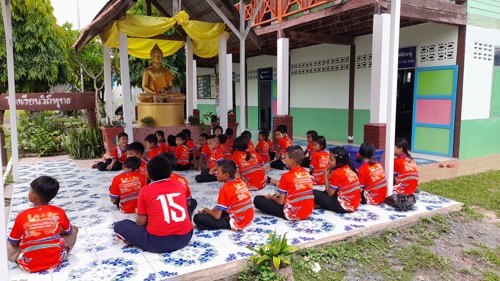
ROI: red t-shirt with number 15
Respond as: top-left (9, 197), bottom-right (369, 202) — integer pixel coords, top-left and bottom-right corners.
top-left (137, 179), bottom-right (193, 236)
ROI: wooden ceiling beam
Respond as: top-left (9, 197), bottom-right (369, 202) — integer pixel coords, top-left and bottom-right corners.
top-left (285, 30), bottom-right (354, 45)
top-left (219, 0), bottom-right (263, 50)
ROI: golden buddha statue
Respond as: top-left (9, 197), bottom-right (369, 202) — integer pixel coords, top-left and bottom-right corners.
top-left (137, 44), bottom-right (186, 103)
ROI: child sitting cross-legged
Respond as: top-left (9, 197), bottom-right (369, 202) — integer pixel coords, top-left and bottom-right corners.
top-left (253, 145), bottom-right (314, 220)
top-left (197, 133), bottom-right (210, 171)
top-left (109, 156), bottom-right (147, 213)
top-left (113, 156), bottom-right (193, 253)
top-left (127, 142), bottom-right (148, 179)
top-left (145, 134), bottom-right (161, 161)
top-left (195, 135), bottom-right (223, 183)
top-left (270, 125), bottom-right (294, 170)
top-left (193, 159), bottom-right (254, 230)
top-left (309, 136), bottom-right (330, 185)
top-left (175, 132), bottom-right (191, 171)
top-left (8, 176), bottom-right (79, 272)
top-left (96, 132), bottom-right (128, 171)
top-left (232, 136), bottom-right (267, 191)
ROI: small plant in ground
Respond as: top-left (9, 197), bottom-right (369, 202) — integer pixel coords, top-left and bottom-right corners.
top-left (248, 231), bottom-right (299, 270)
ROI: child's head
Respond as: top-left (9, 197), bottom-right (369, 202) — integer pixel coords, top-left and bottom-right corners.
top-left (199, 133), bottom-right (209, 145)
top-left (328, 147), bottom-right (350, 168)
top-left (207, 135), bottom-right (219, 150)
top-left (234, 136), bottom-right (248, 152)
top-left (155, 130), bottom-right (165, 141)
top-left (127, 142), bottom-right (145, 158)
top-left (145, 134), bottom-right (158, 149)
top-left (216, 159), bottom-right (237, 182)
top-left (30, 176), bottom-right (60, 204)
top-left (175, 133), bottom-right (187, 146)
top-left (241, 130), bottom-right (252, 141)
top-left (306, 130), bottom-right (318, 143)
top-left (312, 136), bottom-right (326, 152)
top-left (147, 155), bottom-right (172, 181)
top-left (213, 126), bottom-right (223, 136)
top-left (117, 132), bottom-right (129, 146)
top-left (258, 130), bottom-right (268, 141)
top-left (181, 129), bottom-right (192, 139)
top-left (395, 138), bottom-right (411, 157)
top-left (225, 128), bottom-right (233, 137)
top-left (283, 145), bottom-right (304, 168)
top-left (159, 152), bottom-right (177, 170)
top-left (218, 134), bottom-right (227, 144)
top-left (275, 125), bottom-right (287, 139)
top-left (359, 142), bottom-right (376, 164)
top-left (123, 156), bottom-right (142, 171)
top-left (167, 134), bottom-right (176, 146)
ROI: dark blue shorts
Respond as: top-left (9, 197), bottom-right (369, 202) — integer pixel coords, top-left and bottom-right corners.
top-left (114, 219), bottom-right (193, 253)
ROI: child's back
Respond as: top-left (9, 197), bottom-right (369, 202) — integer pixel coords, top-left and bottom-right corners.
top-left (279, 165), bottom-right (314, 220)
top-left (330, 165), bottom-right (361, 212)
top-left (255, 139), bottom-right (270, 162)
top-left (220, 177), bottom-right (254, 230)
top-left (233, 150), bottom-right (267, 190)
top-left (358, 161), bottom-right (387, 204)
top-left (310, 150), bottom-right (330, 184)
top-left (110, 170), bottom-right (147, 213)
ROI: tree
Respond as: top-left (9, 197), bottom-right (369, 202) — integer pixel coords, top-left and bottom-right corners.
top-left (0, 0), bottom-right (71, 93)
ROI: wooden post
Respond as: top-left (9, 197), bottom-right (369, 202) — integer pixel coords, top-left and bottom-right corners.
top-left (0, 110), bottom-right (8, 166)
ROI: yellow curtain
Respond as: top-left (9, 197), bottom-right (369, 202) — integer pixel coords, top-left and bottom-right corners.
top-left (100, 11), bottom-right (226, 58)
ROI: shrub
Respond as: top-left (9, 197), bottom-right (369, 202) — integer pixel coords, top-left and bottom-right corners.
top-left (17, 111), bottom-right (66, 156)
top-left (64, 125), bottom-right (105, 159)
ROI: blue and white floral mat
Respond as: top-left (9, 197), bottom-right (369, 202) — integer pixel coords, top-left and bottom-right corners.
top-left (7, 159), bottom-right (459, 281)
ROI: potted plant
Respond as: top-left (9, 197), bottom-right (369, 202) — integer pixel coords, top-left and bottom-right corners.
top-left (247, 231), bottom-right (298, 281)
top-left (140, 116), bottom-right (155, 127)
top-left (99, 118), bottom-right (124, 158)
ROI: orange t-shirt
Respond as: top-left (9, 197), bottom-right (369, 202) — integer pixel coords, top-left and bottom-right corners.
top-left (255, 140), bottom-right (270, 162)
top-left (170, 173), bottom-right (193, 201)
top-left (358, 162), bottom-right (387, 205)
top-left (277, 166), bottom-right (314, 220)
top-left (306, 142), bottom-right (316, 159)
top-left (209, 147), bottom-right (224, 169)
top-left (309, 151), bottom-right (329, 185)
top-left (109, 171), bottom-right (147, 213)
top-left (219, 144), bottom-right (232, 159)
top-left (393, 154), bottom-right (419, 195)
top-left (176, 145), bottom-right (190, 165)
top-left (329, 166), bottom-right (361, 212)
top-left (8, 205), bottom-right (73, 272)
top-left (267, 138), bottom-right (274, 152)
top-left (147, 147), bottom-right (161, 161)
top-left (165, 145), bottom-right (177, 154)
top-left (232, 150), bottom-right (267, 190)
top-left (187, 139), bottom-right (197, 152)
top-left (277, 136), bottom-right (294, 158)
top-left (216, 178), bottom-right (254, 230)
top-left (248, 140), bottom-right (256, 153)
top-left (158, 142), bottom-right (167, 153)
top-left (112, 145), bottom-right (128, 162)
top-left (226, 137), bottom-right (234, 153)
top-left (137, 159), bottom-right (149, 179)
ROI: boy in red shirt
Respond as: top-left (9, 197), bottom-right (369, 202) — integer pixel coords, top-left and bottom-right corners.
top-left (145, 134), bottom-right (161, 161)
top-left (109, 157), bottom-right (147, 213)
top-left (218, 134), bottom-right (232, 159)
top-left (8, 176), bottom-right (79, 272)
top-left (271, 125), bottom-right (294, 170)
top-left (114, 156), bottom-right (193, 253)
top-left (195, 135), bottom-right (223, 182)
top-left (96, 132), bottom-right (128, 171)
top-left (313, 146), bottom-right (361, 213)
top-left (197, 133), bottom-right (211, 171)
top-left (255, 130), bottom-right (271, 162)
top-left (309, 136), bottom-right (330, 185)
top-left (175, 132), bottom-right (191, 171)
top-left (254, 146), bottom-right (314, 220)
top-left (165, 134), bottom-right (177, 154)
top-left (160, 153), bottom-right (198, 215)
top-left (194, 160), bottom-right (254, 230)
top-left (127, 142), bottom-right (148, 179)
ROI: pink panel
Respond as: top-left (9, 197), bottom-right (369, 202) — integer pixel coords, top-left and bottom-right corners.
top-left (272, 100), bottom-right (277, 115)
top-left (416, 99), bottom-right (452, 125)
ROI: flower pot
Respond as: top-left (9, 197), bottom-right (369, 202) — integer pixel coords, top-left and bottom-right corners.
top-left (100, 126), bottom-right (124, 158)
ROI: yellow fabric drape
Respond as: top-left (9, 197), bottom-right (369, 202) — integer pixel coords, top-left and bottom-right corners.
top-left (100, 11), bottom-right (226, 58)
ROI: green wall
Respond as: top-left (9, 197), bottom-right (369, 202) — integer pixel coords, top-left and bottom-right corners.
top-left (460, 118), bottom-right (500, 159)
top-left (467, 0), bottom-right (500, 28)
top-left (235, 106), bottom-right (259, 130)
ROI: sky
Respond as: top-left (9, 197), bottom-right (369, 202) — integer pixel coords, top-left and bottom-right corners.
top-left (51, 0), bottom-right (109, 29)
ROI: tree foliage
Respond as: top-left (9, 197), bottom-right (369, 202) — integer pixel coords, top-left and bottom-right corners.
top-left (0, 0), bottom-right (71, 93)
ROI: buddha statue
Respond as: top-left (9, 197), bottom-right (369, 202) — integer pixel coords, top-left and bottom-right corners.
top-left (137, 44), bottom-right (186, 103)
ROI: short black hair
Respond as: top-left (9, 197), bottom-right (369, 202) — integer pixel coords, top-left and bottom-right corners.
top-left (145, 134), bottom-right (158, 145)
top-left (176, 132), bottom-right (187, 141)
top-left (218, 134), bottom-right (227, 144)
top-left (147, 155), bottom-right (172, 181)
top-left (225, 128), bottom-right (233, 136)
top-left (207, 134), bottom-right (218, 142)
top-left (167, 135), bottom-right (176, 146)
top-left (200, 133), bottom-right (209, 139)
top-left (123, 156), bottom-right (142, 171)
top-left (155, 130), bottom-right (165, 138)
top-left (275, 125), bottom-right (287, 134)
top-left (241, 130), bottom-right (252, 139)
top-left (312, 136), bottom-right (327, 150)
top-left (181, 129), bottom-right (191, 138)
top-left (234, 136), bottom-right (248, 151)
top-left (285, 145), bottom-right (304, 165)
top-left (259, 130), bottom-right (269, 141)
top-left (117, 132), bottom-right (128, 139)
top-left (158, 152), bottom-right (177, 169)
top-left (213, 125), bottom-right (223, 134)
top-left (218, 159), bottom-right (236, 178)
top-left (127, 142), bottom-right (145, 155)
top-left (307, 130), bottom-right (318, 139)
top-left (30, 176), bottom-right (60, 203)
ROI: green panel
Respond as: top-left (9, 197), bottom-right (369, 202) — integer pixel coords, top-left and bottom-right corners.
top-left (417, 69), bottom-right (454, 96)
top-left (290, 108), bottom-right (349, 143)
top-left (467, 13), bottom-right (500, 29)
top-left (460, 118), bottom-right (500, 159)
top-left (414, 127), bottom-right (450, 155)
top-left (468, 0), bottom-right (500, 20)
top-left (272, 81), bottom-right (277, 98)
top-left (491, 68), bottom-right (500, 117)
top-left (353, 110), bottom-right (370, 145)
top-left (234, 105), bottom-right (259, 130)
top-left (197, 104), bottom-right (216, 121)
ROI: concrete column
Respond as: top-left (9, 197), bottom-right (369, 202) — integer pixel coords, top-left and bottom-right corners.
top-left (192, 60), bottom-right (198, 111)
top-left (218, 33), bottom-right (229, 129)
top-left (119, 32), bottom-right (134, 140)
top-left (227, 54), bottom-right (233, 111)
top-left (186, 37), bottom-right (194, 119)
top-left (277, 38), bottom-right (290, 115)
top-left (103, 45), bottom-right (113, 121)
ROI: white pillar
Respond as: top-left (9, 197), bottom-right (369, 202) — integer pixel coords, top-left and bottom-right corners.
top-left (186, 37), bottom-right (194, 119)
top-left (218, 33), bottom-right (229, 129)
top-left (239, 0), bottom-right (246, 133)
top-left (385, 0), bottom-right (401, 195)
top-left (119, 32), bottom-right (134, 139)
top-left (370, 14), bottom-right (391, 124)
top-left (103, 45), bottom-right (113, 121)
top-left (277, 38), bottom-right (289, 115)
top-left (192, 60), bottom-right (198, 111)
top-left (227, 54), bottom-right (233, 111)
top-left (1, 0), bottom-right (15, 274)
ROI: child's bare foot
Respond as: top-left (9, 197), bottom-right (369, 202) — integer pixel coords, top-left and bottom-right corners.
top-left (91, 163), bottom-right (98, 169)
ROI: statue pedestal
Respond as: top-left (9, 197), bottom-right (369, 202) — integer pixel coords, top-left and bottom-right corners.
top-left (137, 102), bottom-right (185, 126)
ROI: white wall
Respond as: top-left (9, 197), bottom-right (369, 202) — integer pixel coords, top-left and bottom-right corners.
top-left (462, 25), bottom-right (500, 120)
